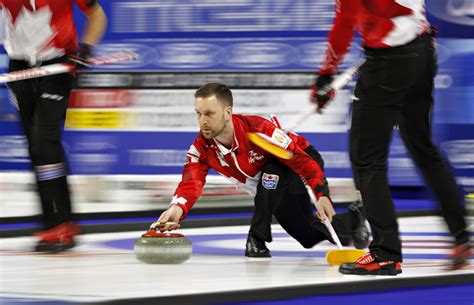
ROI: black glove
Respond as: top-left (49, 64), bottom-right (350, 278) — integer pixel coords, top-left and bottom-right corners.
top-left (310, 74), bottom-right (335, 113)
top-left (66, 43), bottom-right (93, 68)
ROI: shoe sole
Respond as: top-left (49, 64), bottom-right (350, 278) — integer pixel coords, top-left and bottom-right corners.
top-left (35, 241), bottom-right (76, 253)
top-left (340, 267), bottom-right (402, 276)
top-left (244, 253), bottom-right (272, 259)
top-left (245, 256), bottom-right (272, 261)
top-left (447, 262), bottom-right (469, 271)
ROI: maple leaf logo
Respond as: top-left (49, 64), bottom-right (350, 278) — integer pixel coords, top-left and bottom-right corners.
top-left (4, 6), bottom-right (61, 64)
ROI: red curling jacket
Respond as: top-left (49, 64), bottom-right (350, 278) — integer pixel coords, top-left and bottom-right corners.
top-left (319, 0), bottom-right (430, 75)
top-left (171, 114), bottom-right (328, 218)
top-left (0, 0), bottom-right (97, 64)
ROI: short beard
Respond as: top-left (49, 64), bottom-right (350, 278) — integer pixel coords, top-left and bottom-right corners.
top-left (203, 118), bottom-right (227, 139)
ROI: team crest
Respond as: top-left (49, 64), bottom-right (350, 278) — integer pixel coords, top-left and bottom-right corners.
top-left (262, 173), bottom-right (279, 189)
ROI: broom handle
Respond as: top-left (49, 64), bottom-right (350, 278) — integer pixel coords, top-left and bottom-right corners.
top-left (286, 59), bottom-right (366, 133)
top-left (323, 218), bottom-right (344, 250)
top-left (304, 183), bottom-right (344, 250)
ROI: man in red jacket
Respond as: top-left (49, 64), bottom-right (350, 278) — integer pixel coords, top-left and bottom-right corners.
top-left (311, 0), bottom-right (470, 275)
top-left (0, 0), bottom-right (107, 252)
top-left (152, 83), bottom-right (368, 258)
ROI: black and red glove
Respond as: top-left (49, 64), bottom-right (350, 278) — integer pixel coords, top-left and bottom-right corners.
top-left (310, 74), bottom-right (335, 113)
top-left (66, 43), bottom-right (93, 68)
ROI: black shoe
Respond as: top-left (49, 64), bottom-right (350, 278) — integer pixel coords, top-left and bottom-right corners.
top-left (245, 232), bottom-right (271, 258)
top-left (339, 252), bottom-right (402, 276)
top-left (348, 200), bottom-right (369, 249)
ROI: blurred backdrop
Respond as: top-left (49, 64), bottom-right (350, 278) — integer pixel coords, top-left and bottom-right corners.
top-left (0, 0), bottom-right (473, 217)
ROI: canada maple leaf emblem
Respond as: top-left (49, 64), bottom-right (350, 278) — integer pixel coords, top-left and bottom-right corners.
top-left (4, 6), bottom-right (59, 63)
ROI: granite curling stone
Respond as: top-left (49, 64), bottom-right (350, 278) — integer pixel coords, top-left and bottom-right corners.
top-left (134, 230), bottom-right (192, 264)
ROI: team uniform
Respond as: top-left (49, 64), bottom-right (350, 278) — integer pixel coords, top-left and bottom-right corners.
top-left (172, 114), bottom-right (363, 249)
top-left (318, 0), bottom-right (469, 273)
top-left (1, 0), bottom-right (98, 251)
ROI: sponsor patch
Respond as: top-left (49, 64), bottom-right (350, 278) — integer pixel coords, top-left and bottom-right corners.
top-left (262, 173), bottom-right (279, 189)
top-left (271, 129), bottom-right (292, 149)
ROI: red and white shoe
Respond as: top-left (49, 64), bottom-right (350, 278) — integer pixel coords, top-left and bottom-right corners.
top-left (448, 242), bottom-right (472, 271)
top-left (339, 252), bottom-right (402, 276)
top-left (33, 222), bottom-right (80, 253)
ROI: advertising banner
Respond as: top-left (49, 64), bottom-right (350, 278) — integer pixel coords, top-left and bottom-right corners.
top-left (0, 0), bottom-right (472, 191)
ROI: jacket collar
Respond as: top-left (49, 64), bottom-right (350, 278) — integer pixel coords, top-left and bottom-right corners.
top-left (209, 115), bottom-right (240, 155)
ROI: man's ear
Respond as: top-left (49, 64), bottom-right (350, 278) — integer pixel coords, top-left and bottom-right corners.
top-left (224, 106), bottom-right (233, 119)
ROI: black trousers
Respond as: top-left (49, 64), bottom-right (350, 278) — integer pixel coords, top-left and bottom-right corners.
top-left (350, 33), bottom-right (468, 261)
top-left (8, 58), bottom-right (74, 229)
top-left (250, 146), bottom-right (355, 248)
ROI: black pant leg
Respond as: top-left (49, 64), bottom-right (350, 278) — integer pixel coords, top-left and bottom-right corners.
top-left (399, 43), bottom-right (468, 245)
top-left (36, 70), bottom-right (74, 226)
top-left (8, 59), bottom-right (74, 229)
top-left (7, 60), bottom-right (37, 154)
top-left (8, 61), bottom-right (54, 228)
top-left (274, 192), bottom-right (353, 248)
top-left (252, 158), bottom-right (353, 247)
top-left (350, 49), bottom-right (423, 261)
top-left (251, 162), bottom-right (292, 242)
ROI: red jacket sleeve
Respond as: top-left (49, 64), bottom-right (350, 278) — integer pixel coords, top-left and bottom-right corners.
top-left (257, 119), bottom-right (329, 200)
top-left (171, 142), bottom-right (209, 218)
top-left (318, 0), bottom-right (359, 75)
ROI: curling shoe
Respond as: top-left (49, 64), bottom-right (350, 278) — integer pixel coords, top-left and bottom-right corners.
top-left (448, 242), bottom-right (472, 270)
top-left (339, 252), bottom-right (402, 276)
top-left (245, 231), bottom-right (271, 258)
top-left (348, 200), bottom-right (369, 249)
top-left (34, 222), bottom-right (80, 253)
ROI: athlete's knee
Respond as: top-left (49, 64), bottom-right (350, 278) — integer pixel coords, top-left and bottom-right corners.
top-left (299, 239), bottom-right (317, 249)
top-left (287, 231), bottom-right (318, 249)
top-left (350, 155), bottom-right (388, 173)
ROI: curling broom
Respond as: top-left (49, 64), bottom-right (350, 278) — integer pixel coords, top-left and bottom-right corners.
top-left (0, 51), bottom-right (137, 83)
top-left (247, 60), bottom-right (365, 159)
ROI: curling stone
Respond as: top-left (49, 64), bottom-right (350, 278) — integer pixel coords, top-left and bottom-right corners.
top-left (134, 230), bottom-right (192, 264)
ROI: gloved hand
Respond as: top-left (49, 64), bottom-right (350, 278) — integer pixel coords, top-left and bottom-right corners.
top-left (66, 43), bottom-right (93, 68)
top-left (310, 74), bottom-right (335, 113)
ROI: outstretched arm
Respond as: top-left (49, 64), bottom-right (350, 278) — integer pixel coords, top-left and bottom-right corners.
top-left (79, 1), bottom-right (107, 46)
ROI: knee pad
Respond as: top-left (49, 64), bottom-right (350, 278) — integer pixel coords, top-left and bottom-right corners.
top-left (35, 162), bottom-right (67, 181)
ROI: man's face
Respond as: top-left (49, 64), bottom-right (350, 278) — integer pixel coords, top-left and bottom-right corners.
top-left (195, 95), bottom-right (230, 139)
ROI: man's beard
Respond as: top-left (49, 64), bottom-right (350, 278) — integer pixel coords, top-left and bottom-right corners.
top-left (202, 119), bottom-right (226, 139)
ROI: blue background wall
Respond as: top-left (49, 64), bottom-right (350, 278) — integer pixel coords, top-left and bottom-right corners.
top-left (0, 0), bottom-right (472, 193)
